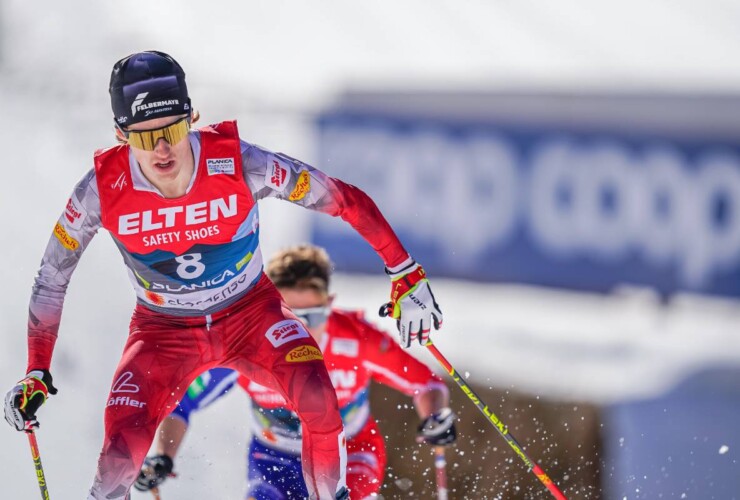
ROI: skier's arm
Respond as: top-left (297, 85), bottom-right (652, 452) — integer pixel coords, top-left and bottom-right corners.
top-left (242, 142), bottom-right (444, 347)
top-left (359, 320), bottom-right (456, 446)
top-left (155, 415), bottom-right (188, 458)
top-left (27, 169), bottom-right (102, 372)
top-left (359, 319), bottom-right (449, 418)
top-left (5, 170), bottom-right (101, 433)
top-left (242, 143), bottom-right (408, 266)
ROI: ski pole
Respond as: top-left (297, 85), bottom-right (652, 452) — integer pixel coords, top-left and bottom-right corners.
top-left (424, 340), bottom-right (568, 500)
top-left (433, 446), bottom-right (448, 500)
top-left (151, 486), bottom-right (162, 500)
top-left (26, 430), bottom-right (50, 499)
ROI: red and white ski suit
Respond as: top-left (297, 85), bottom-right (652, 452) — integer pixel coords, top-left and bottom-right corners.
top-left (25, 121), bottom-right (410, 499)
top-left (236, 309), bottom-right (447, 498)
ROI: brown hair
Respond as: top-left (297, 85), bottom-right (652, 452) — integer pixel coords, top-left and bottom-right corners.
top-left (266, 244), bottom-right (333, 293)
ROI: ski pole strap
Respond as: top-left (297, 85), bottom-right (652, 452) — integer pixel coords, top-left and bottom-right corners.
top-left (424, 341), bottom-right (568, 500)
top-left (26, 431), bottom-right (50, 499)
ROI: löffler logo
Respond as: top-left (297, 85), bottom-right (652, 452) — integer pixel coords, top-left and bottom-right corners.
top-left (112, 371), bottom-right (140, 394)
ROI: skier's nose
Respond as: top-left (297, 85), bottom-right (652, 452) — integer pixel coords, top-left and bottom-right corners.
top-left (153, 137), bottom-right (172, 156)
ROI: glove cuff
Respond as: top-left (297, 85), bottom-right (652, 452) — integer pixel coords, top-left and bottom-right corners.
top-left (26, 369), bottom-right (57, 395)
top-left (385, 256), bottom-right (417, 278)
top-left (155, 454), bottom-right (174, 474)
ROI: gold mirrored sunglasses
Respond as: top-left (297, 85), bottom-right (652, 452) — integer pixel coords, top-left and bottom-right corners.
top-left (118, 116), bottom-right (191, 151)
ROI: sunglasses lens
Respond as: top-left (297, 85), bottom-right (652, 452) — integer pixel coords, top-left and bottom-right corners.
top-left (294, 307), bottom-right (329, 328)
top-left (127, 118), bottom-right (190, 151)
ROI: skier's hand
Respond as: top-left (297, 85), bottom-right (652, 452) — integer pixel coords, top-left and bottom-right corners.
top-left (134, 455), bottom-right (175, 491)
top-left (416, 408), bottom-right (457, 446)
top-left (4, 370), bottom-right (57, 432)
top-left (379, 258), bottom-right (442, 348)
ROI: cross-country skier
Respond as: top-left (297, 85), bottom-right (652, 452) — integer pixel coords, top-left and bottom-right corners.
top-left (135, 244), bottom-right (456, 499)
top-left (3, 51), bottom-right (443, 500)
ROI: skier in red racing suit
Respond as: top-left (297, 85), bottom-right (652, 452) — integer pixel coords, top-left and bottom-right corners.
top-left (3, 51), bottom-right (444, 500)
top-left (135, 245), bottom-right (457, 499)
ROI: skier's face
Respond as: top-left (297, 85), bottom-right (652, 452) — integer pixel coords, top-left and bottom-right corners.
top-left (127, 114), bottom-right (194, 196)
top-left (279, 287), bottom-right (334, 341)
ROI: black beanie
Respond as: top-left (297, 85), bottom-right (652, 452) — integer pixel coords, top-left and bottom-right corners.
top-left (109, 51), bottom-right (191, 127)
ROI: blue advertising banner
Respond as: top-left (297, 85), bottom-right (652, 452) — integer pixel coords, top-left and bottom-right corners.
top-left (313, 112), bottom-right (740, 297)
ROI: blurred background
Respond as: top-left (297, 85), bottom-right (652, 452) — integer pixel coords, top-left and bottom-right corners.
top-left (2, 1), bottom-right (740, 498)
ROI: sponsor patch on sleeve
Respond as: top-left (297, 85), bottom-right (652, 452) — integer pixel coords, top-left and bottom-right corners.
top-left (331, 338), bottom-right (359, 357)
top-left (266, 319), bottom-right (310, 347)
top-left (285, 345), bottom-right (324, 363)
top-left (207, 158), bottom-right (236, 175)
top-left (265, 158), bottom-right (292, 192)
top-left (64, 193), bottom-right (87, 230)
top-left (288, 170), bottom-right (311, 201)
top-left (54, 223), bottom-right (79, 251)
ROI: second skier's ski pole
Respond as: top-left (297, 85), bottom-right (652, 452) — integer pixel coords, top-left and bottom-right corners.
top-left (424, 340), bottom-right (568, 500)
top-left (26, 430), bottom-right (50, 499)
top-left (433, 446), bottom-right (448, 500)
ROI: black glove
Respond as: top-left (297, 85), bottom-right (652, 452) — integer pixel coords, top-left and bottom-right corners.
top-left (134, 454), bottom-right (175, 491)
top-left (4, 370), bottom-right (58, 431)
top-left (416, 408), bottom-right (457, 446)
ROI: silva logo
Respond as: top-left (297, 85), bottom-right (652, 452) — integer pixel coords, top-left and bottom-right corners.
top-left (265, 320), bottom-right (310, 347)
top-left (111, 172), bottom-right (127, 191)
top-left (112, 371), bottom-right (140, 394)
top-left (118, 194), bottom-right (238, 235)
top-left (131, 91), bottom-right (180, 117)
top-left (207, 158), bottom-right (235, 176)
top-left (265, 158), bottom-right (291, 192)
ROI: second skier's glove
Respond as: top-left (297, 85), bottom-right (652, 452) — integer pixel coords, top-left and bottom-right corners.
top-left (379, 258), bottom-right (443, 348)
top-left (134, 455), bottom-right (175, 491)
top-left (416, 407), bottom-right (457, 446)
top-left (4, 370), bottom-right (57, 432)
